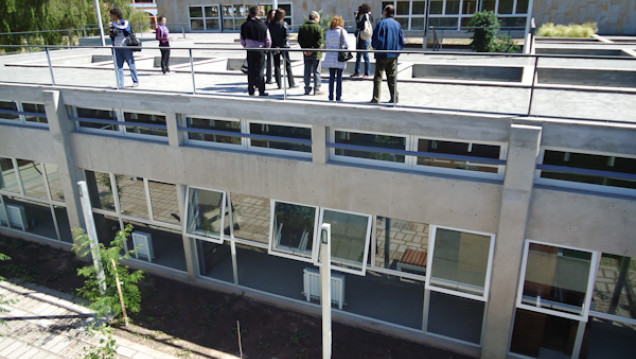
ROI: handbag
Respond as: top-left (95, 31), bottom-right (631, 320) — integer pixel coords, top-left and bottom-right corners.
top-left (338, 29), bottom-right (353, 62)
top-left (124, 28), bottom-right (142, 51)
top-left (240, 59), bottom-right (249, 74)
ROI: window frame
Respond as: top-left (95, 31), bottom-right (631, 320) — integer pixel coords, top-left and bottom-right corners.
top-left (245, 120), bottom-right (313, 158)
top-left (182, 115), bottom-right (244, 150)
top-left (189, 4), bottom-right (221, 32)
top-left (0, 99), bottom-right (48, 127)
top-left (183, 185), bottom-right (228, 244)
top-left (268, 199), bottom-right (319, 263)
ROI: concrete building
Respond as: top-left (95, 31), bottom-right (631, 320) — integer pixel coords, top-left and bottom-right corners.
top-left (157, 0), bottom-right (636, 35)
top-left (0, 32), bottom-right (635, 358)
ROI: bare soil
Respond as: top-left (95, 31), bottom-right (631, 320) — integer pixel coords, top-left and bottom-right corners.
top-left (0, 235), bottom-right (470, 359)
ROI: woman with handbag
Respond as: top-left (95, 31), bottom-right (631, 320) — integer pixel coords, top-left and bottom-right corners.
top-left (352, 4), bottom-right (373, 79)
top-left (323, 15), bottom-right (349, 102)
top-left (108, 8), bottom-right (139, 88)
top-left (267, 9), bottom-right (297, 89)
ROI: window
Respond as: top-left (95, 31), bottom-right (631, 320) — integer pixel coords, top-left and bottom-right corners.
top-left (85, 171), bottom-right (116, 211)
top-left (0, 100), bottom-right (47, 125)
top-left (518, 242), bottom-right (596, 319)
top-left (416, 138), bottom-right (502, 175)
top-left (69, 106), bottom-right (168, 140)
top-left (229, 192), bottom-right (270, 244)
top-left (116, 176), bottom-right (149, 219)
top-left (45, 163), bottom-right (64, 202)
top-left (248, 122), bottom-right (312, 154)
top-left (269, 201), bottom-right (318, 260)
top-left (374, 217), bottom-right (429, 276)
top-left (317, 209), bottom-right (372, 275)
top-left (17, 160), bottom-right (47, 200)
top-left (428, 226), bottom-right (493, 297)
top-left (190, 5), bottom-right (220, 31)
top-left (0, 157), bottom-right (19, 193)
top-left (510, 308), bottom-right (579, 357)
top-left (332, 130), bottom-right (407, 164)
top-left (185, 117), bottom-right (242, 146)
top-left (383, 1), bottom-right (428, 30)
top-left (148, 180), bottom-right (180, 225)
top-left (184, 186), bottom-right (227, 243)
top-left (538, 150), bottom-right (636, 193)
top-left (70, 106), bottom-right (119, 131)
top-left (123, 111), bottom-right (167, 137)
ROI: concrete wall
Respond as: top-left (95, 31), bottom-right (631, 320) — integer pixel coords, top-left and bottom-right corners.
top-left (532, 0), bottom-right (636, 35)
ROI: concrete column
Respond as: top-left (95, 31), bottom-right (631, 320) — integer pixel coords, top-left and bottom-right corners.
top-left (165, 112), bottom-right (183, 147)
top-left (312, 124), bottom-right (327, 165)
top-left (43, 90), bottom-right (86, 235)
top-left (481, 124), bottom-right (542, 358)
top-left (176, 184), bottom-right (196, 278)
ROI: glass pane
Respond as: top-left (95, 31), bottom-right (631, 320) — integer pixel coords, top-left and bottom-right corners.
top-left (230, 193), bottom-right (270, 244)
top-left (429, 0), bottom-right (443, 14)
top-left (148, 180), bottom-right (179, 225)
top-left (17, 160), bottom-right (47, 199)
top-left (123, 112), bottom-right (167, 137)
top-left (22, 103), bottom-right (47, 124)
top-left (0, 157), bottom-right (19, 192)
top-left (396, 1), bottom-right (410, 15)
top-left (541, 150), bottom-right (636, 190)
top-left (116, 175), bottom-right (148, 219)
top-left (191, 19), bottom-right (204, 31)
top-left (125, 220), bottom-right (187, 272)
top-left (74, 106), bottom-right (118, 131)
top-left (321, 210), bottom-right (370, 269)
top-left (396, 17), bottom-right (408, 29)
top-left (462, 0), bottom-right (477, 14)
top-left (2, 195), bottom-right (56, 239)
top-left (86, 171), bottom-right (116, 211)
top-left (206, 19), bottom-right (220, 31)
top-left (428, 17), bottom-right (459, 28)
top-left (92, 212), bottom-right (121, 246)
top-left (375, 217), bottom-right (429, 274)
top-left (516, 0), bottom-right (529, 14)
top-left (582, 317), bottom-right (636, 359)
top-left (446, 0), bottom-right (460, 14)
top-left (45, 163), bottom-right (64, 202)
top-left (249, 123), bottom-right (311, 153)
top-left (482, 0), bottom-right (496, 11)
top-left (522, 243), bottom-right (592, 315)
top-left (411, 17), bottom-right (426, 30)
top-left (198, 239), bottom-right (233, 282)
top-left (428, 291), bottom-right (484, 344)
top-left (417, 139), bottom-right (501, 173)
top-left (412, 1), bottom-right (426, 15)
top-left (592, 254), bottom-right (636, 319)
top-left (205, 6), bottom-right (218, 17)
top-left (272, 201), bottom-right (316, 258)
top-left (430, 228), bottom-right (491, 296)
top-left (189, 6), bottom-right (203, 17)
top-left (334, 131), bottom-right (406, 163)
top-left (185, 187), bottom-right (225, 240)
top-left (510, 309), bottom-right (578, 357)
top-left (53, 205), bottom-right (72, 243)
top-left (499, 0), bottom-right (514, 14)
top-left (500, 16), bottom-right (527, 29)
top-left (0, 100), bottom-right (19, 120)
top-left (186, 117), bottom-right (241, 145)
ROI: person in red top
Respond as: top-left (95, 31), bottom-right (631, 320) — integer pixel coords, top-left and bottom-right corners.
top-left (156, 16), bottom-right (171, 74)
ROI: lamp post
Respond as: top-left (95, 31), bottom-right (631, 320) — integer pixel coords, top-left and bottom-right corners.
top-left (77, 181), bottom-right (106, 293)
top-left (94, 0), bottom-right (106, 46)
top-left (320, 223), bottom-right (332, 359)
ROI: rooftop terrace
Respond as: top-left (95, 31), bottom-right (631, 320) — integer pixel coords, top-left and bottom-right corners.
top-left (1, 33), bottom-right (635, 124)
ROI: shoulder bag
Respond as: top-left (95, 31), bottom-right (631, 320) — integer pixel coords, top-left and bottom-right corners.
top-left (338, 29), bottom-right (353, 62)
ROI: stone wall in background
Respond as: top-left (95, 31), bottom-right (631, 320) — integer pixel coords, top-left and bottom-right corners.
top-left (532, 0), bottom-right (636, 35)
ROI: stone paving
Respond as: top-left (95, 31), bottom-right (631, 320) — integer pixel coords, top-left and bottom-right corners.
top-left (0, 280), bottom-right (240, 359)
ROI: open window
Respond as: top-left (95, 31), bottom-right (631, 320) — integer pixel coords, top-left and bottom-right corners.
top-left (184, 186), bottom-right (227, 243)
top-left (269, 201), bottom-right (318, 261)
top-left (316, 208), bottom-right (372, 275)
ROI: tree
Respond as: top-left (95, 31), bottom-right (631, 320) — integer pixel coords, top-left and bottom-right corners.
top-left (466, 11), bottom-right (518, 53)
top-left (72, 224), bottom-right (143, 322)
top-left (0, 253), bottom-right (13, 328)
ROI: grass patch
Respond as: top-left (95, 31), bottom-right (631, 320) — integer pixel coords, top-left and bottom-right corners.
top-left (538, 22), bottom-right (598, 38)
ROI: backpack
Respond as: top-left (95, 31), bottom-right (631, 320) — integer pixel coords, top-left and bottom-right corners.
top-left (359, 14), bottom-right (373, 41)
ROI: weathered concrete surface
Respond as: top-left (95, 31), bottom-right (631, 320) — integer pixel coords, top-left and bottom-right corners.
top-left (533, 0), bottom-right (636, 35)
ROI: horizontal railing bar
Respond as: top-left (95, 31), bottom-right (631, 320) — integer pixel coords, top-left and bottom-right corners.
top-left (327, 142), bottom-right (506, 165)
top-left (70, 116), bottom-right (167, 130)
top-left (0, 109), bottom-right (46, 118)
top-left (537, 164), bottom-right (636, 181)
top-left (179, 126), bottom-right (312, 145)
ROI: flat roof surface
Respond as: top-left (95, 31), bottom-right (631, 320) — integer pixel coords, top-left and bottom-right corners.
top-left (0, 33), bottom-right (635, 123)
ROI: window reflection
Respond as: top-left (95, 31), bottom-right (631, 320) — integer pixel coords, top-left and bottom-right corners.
top-left (185, 187), bottom-right (226, 241)
top-left (0, 157), bottom-right (19, 192)
top-left (271, 201), bottom-right (316, 258)
top-left (320, 209), bottom-right (370, 270)
top-left (591, 253), bottom-right (635, 319)
top-left (148, 180), bottom-right (180, 225)
top-left (116, 175), bottom-right (148, 219)
top-left (230, 192), bottom-right (270, 244)
top-left (375, 217), bottom-right (429, 275)
top-left (45, 163), bottom-right (64, 202)
top-left (17, 159), bottom-right (47, 199)
top-left (85, 170), bottom-right (116, 211)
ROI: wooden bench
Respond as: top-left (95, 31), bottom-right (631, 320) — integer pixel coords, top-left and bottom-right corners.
top-left (397, 249), bottom-right (428, 274)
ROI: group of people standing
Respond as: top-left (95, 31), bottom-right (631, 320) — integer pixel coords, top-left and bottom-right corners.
top-left (241, 3), bottom-right (405, 103)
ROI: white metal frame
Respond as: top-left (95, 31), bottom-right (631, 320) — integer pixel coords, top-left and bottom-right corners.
top-left (245, 120), bottom-right (313, 159)
top-left (314, 207), bottom-right (372, 276)
top-left (329, 128), bottom-right (409, 169)
top-left (188, 4), bottom-right (221, 32)
top-left (120, 108), bottom-right (169, 141)
top-left (0, 99), bottom-right (47, 127)
top-left (145, 178), bottom-right (181, 226)
top-left (183, 115), bottom-right (244, 150)
top-left (183, 185), bottom-right (227, 244)
top-left (515, 239), bottom-right (598, 322)
top-left (267, 199), bottom-right (319, 263)
top-left (535, 146), bottom-right (636, 197)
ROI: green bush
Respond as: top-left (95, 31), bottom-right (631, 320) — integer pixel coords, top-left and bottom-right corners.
top-left (537, 22), bottom-right (598, 38)
top-left (466, 11), bottom-right (519, 53)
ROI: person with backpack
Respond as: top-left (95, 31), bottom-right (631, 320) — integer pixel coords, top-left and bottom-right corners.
top-left (108, 8), bottom-right (139, 88)
top-left (155, 16), bottom-right (171, 74)
top-left (352, 3), bottom-right (374, 79)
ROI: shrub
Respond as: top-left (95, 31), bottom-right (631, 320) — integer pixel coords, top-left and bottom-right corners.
top-left (537, 22), bottom-right (598, 38)
top-left (466, 11), bottom-right (519, 53)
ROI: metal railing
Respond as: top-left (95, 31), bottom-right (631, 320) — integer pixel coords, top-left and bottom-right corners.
top-left (0, 42), bottom-right (634, 120)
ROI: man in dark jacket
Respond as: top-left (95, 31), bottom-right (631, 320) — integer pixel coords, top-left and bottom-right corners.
top-left (297, 11), bottom-right (324, 95)
top-left (370, 5), bottom-right (405, 103)
top-left (240, 6), bottom-right (271, 96)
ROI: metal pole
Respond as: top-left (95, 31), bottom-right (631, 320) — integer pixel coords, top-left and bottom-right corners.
top-left (523, 0), bottom-right (535, 54)
top-left (282, 50), bottom-right (287, 100)
top-left (189, 49), bottom-right (197, 94)
top-left (45, 47), bottom-right (56, 86)
top-left (94, 0), bottom-right (106, 46)
top-left (273, 0), bottom-right (278, 9)
top-left (527, 56), bottom-right (539, 116)
top-left (78, 181), bottom-right (107, 294)
top-left (320, 223), bottom-right (332, 359)
top-left (392, 60), bottom-right (398, 107)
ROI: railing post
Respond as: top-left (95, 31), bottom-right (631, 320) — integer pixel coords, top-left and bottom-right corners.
top-left (45, 47), bottom-right (56, 86)
top-left (182, 26), bottom-right (186, 39)
top-left (527, 56), bottom-right (539, 116)
top-left (68, 30), bottom-right (72, 49)
top-left (282, 49), bottom-right (287, 100)
top-left (83, 25), bottom-right (87, 38)
top-left (189, 49), bottom-right (197, 94)
top-left (393, 58), bottom-right (398, 107)
top-left (26, 34), bottom-right (31, 53)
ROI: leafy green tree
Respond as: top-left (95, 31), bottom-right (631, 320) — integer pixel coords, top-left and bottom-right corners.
top-left (72, 224), bottom-right (143, 322)
top-left (466, 10), bottom-right (518, 53)
top-left (0, 253), bottom-right (13, 328)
